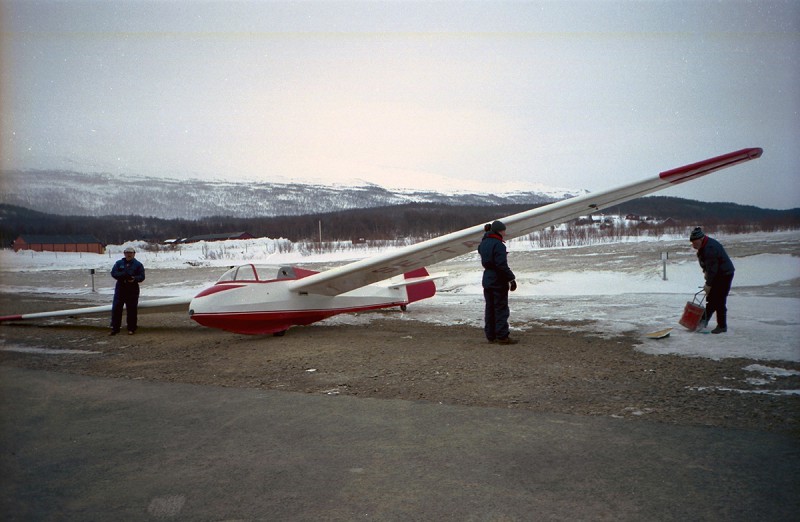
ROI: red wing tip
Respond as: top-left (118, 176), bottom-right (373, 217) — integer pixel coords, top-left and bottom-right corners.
top-left (749, 147), bottom-right (763, 158)
top-left (659, 147), bottom-right (763, 183)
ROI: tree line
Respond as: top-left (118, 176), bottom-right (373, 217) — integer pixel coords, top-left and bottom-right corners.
top-left (1, 197), bottom-right (798, 247)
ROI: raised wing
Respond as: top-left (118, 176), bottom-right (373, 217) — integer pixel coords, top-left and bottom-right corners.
top-left (0, 296), bottom-right (191, 323)
top-left (289, 147), bottom-right (762, 296)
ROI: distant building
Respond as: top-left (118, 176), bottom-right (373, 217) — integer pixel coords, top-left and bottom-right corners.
top-left (182, 232), bottom-right (254, 243)
top-left (12, 234), bottom-right (104, 254)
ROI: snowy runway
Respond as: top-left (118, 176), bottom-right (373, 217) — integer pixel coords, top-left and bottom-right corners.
top-left (1, 231), bottom-right (798, 365)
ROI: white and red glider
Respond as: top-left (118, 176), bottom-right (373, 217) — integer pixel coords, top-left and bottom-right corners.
top-left (0, 147), bottom-right (763, 335)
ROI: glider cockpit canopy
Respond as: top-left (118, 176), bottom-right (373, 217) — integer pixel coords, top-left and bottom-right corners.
top-left (215, 264), bottom-right (318, 283)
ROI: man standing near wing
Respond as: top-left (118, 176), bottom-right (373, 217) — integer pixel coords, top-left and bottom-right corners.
top-left (478, 220), bottom-right (519, 345)
top-left (110, 247), bottom-right (146, 335)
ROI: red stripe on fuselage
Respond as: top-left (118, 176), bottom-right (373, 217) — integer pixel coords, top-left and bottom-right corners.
top-left (193, 284), bottom-right (246, 298)
top-left (191, 301), bottom-right (407, 335)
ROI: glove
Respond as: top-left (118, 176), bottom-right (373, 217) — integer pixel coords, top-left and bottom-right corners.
top-left (703, 285), bottom-right (711, 294)
top-left (509, 280), bottom-right (517, 292)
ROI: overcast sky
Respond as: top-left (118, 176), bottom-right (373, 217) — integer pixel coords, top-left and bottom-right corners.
top-left (1, 0), bottom-right (798, 209)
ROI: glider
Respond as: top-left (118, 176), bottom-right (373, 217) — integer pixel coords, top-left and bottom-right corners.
top-left (0, 147), bottom-right (763, 335)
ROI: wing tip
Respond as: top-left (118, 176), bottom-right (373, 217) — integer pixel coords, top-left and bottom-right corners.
top-left (659, 147), bottom-right (763, 184)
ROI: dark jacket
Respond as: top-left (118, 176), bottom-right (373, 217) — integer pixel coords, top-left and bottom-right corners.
top-left (478, 233), bottom-right (516, 289)
top-left (696, 236), bottom-right (734, 285)
top-left (111, 257), bottom-right (146, 287)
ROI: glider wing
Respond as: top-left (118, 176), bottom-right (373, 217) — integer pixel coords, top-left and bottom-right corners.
top-left (289, 147), bottom-right (762, 296)
top-left (0, 296), bottom-right (191, 323)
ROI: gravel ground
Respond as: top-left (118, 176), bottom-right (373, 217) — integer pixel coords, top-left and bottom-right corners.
top-left (1, 295), bottom-right (797, 436)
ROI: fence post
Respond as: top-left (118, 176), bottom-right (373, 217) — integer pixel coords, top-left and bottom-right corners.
top-left (661, 251), bottom-right (669, 280)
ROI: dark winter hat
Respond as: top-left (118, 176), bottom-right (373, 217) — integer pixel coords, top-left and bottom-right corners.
top-left (490, 220), bottom-right (507, 233)
top-left (689, 227), bottom-right (705, 241)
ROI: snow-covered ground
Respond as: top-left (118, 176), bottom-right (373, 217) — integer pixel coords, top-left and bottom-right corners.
top-left (1, 231), bottom-right (798, 366)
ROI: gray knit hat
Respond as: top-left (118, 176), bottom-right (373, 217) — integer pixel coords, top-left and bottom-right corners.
top-left (490, 220), bottom-right (506, 233)
top-left (689, 227), bottom-right (705, 241)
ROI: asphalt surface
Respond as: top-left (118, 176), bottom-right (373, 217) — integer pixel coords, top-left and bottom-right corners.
top-left (1, 366), bottom-right (798, 521)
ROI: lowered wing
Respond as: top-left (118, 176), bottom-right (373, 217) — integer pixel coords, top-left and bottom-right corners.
top-left (0, 296), bottom-right (191, 323)
top-left (289, 147), bottom-right (763, 296)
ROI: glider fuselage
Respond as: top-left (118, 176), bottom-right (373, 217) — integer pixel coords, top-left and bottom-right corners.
top-left (188, 264), bottom-right (436, 335)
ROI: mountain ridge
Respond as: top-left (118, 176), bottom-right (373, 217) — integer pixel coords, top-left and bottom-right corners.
top-left (2, 169), bottom-right (797, 246)
top-left (1, 169), bottom-right (584, 220)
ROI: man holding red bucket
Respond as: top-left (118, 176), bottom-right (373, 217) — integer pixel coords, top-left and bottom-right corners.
top-left (690, 227), bottom-right (735, 334)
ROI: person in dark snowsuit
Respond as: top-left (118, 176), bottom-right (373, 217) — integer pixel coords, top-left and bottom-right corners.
top-left (690, 227), bottom-right (734, 334)
top-left (110, 247), bottom-right (146, 335)
top-left (478, 220), bottom-right (518, 344)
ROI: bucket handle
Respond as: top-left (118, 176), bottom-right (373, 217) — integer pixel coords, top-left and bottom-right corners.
top-left (692, 289), bottom-right (706, 306)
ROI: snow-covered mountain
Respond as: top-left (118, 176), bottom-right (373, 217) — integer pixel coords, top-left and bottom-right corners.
top-left (0, 170), bottom-right (587, 220)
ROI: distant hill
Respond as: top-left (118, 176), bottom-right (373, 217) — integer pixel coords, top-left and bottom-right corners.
top-left (2, 198), bottom-right (797, 247)
top-left (2, 168), bottom-right (797, 245)
top-left (601, 196), bottom-right (800, 226)
top-left (0, 169), bottom-right (578, 220)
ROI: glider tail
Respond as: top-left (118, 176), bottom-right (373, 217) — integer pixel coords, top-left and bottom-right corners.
top-left (403, 267), bottom-right (437, 304)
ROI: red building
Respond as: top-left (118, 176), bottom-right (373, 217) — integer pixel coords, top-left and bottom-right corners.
top-left (12, 235), bottom-right (104, 254)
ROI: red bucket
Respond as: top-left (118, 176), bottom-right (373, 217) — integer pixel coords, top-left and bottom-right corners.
top-left (679, 291), bottom-right (706, 330)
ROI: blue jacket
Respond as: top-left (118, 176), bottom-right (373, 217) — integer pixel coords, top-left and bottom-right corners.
top-left (111, 257), bottom-right (145, 287)
top-left (696, 236), bottom-right (734, 285)
top-left (478, 233), bottom-right (516, 289)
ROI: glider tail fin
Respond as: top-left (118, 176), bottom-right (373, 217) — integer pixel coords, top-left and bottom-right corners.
top-left (403, 268), bottom-right (437, 304)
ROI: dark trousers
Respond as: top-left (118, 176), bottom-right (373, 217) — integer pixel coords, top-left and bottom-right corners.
top-left (111, 283), bottom-right (140, 332)
top-left (704, 273), bottom-right (734, 328)
top-left (483, 286), bottom-right (510, 341)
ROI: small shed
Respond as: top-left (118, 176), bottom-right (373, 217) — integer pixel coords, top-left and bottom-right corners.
top-left (13, 234), bottom-right (104, 254)
top-left (182, 232), bottom-right (254, 243)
